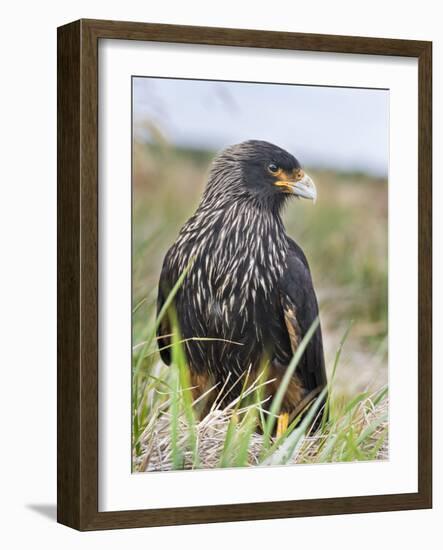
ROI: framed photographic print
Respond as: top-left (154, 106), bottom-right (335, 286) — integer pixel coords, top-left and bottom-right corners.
top-left (57, 19), bottom-right (432, 530)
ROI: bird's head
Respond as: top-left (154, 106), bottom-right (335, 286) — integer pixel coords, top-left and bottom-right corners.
top-left (206, 140), bottom-right (317, 210)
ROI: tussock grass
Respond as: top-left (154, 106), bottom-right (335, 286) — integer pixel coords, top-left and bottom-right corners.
top-left (132, 355), bottom-right (388, 472)
top-left (132, 296), bottom-right (388, 472)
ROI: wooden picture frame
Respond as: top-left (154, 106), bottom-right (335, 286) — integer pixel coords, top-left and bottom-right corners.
top-left (57, 18), bottom-right (432, 530)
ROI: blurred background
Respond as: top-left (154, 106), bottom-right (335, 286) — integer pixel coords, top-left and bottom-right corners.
top-left (132, 77), bottom-right (388, 398)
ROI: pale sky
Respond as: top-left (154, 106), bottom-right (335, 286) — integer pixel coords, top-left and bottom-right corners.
top-left (133, 77), bottom-right (389, 177)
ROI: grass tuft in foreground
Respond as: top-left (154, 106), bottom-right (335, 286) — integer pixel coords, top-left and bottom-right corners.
top-left (132, 307), bottom-right (388, 472)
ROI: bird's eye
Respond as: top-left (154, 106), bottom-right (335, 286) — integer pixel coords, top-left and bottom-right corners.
top-left (268, 163), bottom-right (279, 173)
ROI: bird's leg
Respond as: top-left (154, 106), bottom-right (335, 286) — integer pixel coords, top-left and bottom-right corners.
top-left (276, 412), bottom-right (289, 438)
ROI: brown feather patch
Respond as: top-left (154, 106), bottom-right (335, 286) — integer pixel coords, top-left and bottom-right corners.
top-left (283, 300), bottom-right (301, 354)
top-left (266, 363), bottom-right (305, 413)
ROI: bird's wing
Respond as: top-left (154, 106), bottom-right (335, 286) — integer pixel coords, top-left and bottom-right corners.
top-left (156, 254), bottom-right (173, 366)
top-left (278, 237), bottom-right (327, 395)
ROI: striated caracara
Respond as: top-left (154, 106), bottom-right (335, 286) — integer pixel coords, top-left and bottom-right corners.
top-left (157, 140), bottom-right (327, 435)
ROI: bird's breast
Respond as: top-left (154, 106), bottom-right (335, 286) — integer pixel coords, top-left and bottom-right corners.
top-left (169, 205), bottom-right (289, 340)
top-left (181, 249), bottom-right (284, 341)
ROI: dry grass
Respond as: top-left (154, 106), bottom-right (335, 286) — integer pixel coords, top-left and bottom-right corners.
top-left (134, 371), bottom-right (388, 472)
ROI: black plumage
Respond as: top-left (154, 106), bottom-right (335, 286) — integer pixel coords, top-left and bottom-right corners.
top-left (157, 140), bottom-right (327, 425)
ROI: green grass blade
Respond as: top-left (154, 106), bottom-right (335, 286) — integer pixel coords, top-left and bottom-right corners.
top-left (261, 386), bottom-right (328, 466)
top-left (372, 385), bottom-right (388, 407)
top-left (321, 320), bottom-right (353, 431)
top-left (356, 411), bottom-right (388, 446)
top-left (261, 317), bottom-right (320, 453)
top-left (170, 364), bottom-right (183, 470)
top-left (219, 414), bottom-right (239, 468)
top-left (170, 318), bottom-right (200, 468)
top-left (132, 296), bottom-right (147, 314)
top-left (316, 433), bottom-right (340, 463)
top-left (134, 259), bottom-right (194, 378)
top-left (219, 370), bottom-right (253, 467)
top-left (233, 407), bottom-right (259, 467)
top-left (343, 391), bottom-right (370, 415)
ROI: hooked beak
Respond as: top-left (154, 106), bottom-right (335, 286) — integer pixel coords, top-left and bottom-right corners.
top-left (274, 170), bottom-right (317, 203)
top-left (291, 173), bottom-right (317, 203)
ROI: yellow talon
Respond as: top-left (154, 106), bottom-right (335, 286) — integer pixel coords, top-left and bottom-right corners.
top-left (276, 412), bottom-right (289, 438)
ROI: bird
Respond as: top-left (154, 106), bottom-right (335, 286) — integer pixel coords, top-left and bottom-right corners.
top-left (156, 140), bottom-right (327, 436)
